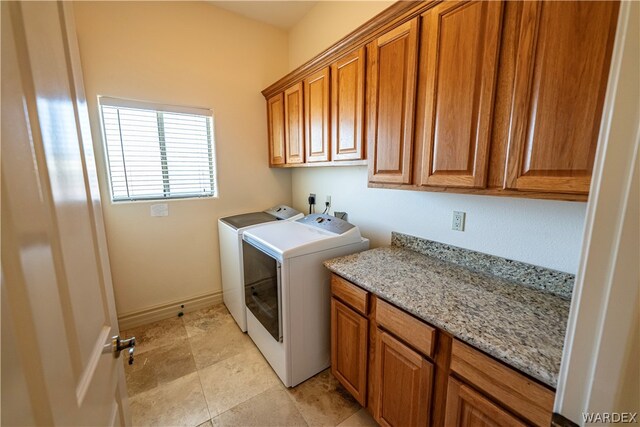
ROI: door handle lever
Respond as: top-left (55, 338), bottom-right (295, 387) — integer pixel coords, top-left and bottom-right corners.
top-left (111, 336), bottom-right (136, 365)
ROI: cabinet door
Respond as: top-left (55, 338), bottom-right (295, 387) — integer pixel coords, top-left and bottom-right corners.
top-left (305, 68), bottom-right (330, 162)
top-left (332, 47), bottom-right (365, 161)
top-left (367, 18), bottom-right (419, 184)
top-left (267, 93), bottom-right (285, 166)
top-left (505, 1), bottom-right (619, 194)
top-left (375, 331), bottom-right (432, 427)
top-left (418, 1), bottom-right (504, 188)
top-left (445, 377), bottom-right (527, 427)
top-left (284, 82), bottom-right (305, 164)
top-left (331, 298), bottom-right (368, 406)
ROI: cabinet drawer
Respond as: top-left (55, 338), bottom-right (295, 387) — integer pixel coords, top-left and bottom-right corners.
top-left (330, 274), bottom-right (368, 315)
top-left (375, 298), bottom-right (436, 358)
top-left (450, 339), bottom-right (554, 426)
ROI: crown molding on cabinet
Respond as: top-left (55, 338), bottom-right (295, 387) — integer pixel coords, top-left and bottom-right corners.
top-left (262, 1), bottom-right (435, 98)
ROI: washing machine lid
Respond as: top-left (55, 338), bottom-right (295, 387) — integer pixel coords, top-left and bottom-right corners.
top-left (219, 205), bottom-right (302, 230)
top-left (243, 215), bottom-right (362, 259)
top-left (219, 212), bottom-right (277, 230)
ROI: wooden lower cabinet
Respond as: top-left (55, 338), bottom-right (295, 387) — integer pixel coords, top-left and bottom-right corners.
top-left (445, 377), bottom-right (527, 427)
top-left (374, 331), bottom-right (433, 427)
top-left (331, 298), bottom-right (368, 406)
top-left (329, 275), bottom-right (556, 427)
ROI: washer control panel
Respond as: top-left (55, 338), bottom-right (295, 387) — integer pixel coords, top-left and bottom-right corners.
top-left (297, 214), bottom-right (355, 234)
top-left (264, 205), bottom-right (301, 220)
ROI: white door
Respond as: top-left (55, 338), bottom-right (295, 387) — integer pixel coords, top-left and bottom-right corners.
top-left (1, 2), bottom-right (131, 425)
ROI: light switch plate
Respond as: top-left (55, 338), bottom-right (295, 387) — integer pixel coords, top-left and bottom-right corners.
top-left (452, 211), bottom-right (465, 231)
top-left (151, 203), bottom-right (169, 217)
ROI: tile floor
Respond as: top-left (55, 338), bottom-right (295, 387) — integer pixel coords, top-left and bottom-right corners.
top-left (122, 304), bottom-right (379, 426)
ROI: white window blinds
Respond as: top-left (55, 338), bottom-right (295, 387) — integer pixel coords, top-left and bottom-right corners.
top-left (99, 97), bottom-right (217, 202)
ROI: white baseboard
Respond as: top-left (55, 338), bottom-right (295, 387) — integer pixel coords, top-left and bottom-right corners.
top-left (117, 291), bottom-right (223, 330)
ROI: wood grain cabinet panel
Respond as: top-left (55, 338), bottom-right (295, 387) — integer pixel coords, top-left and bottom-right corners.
top-left (450, 339), bottom-right (554, 426)
top-left (267, 93), bottom-right (285, 166)
top-left (284, 82), bottom-right (305, 164)
top-left (331, 298), bottom-right (368, 406)
top-left (331, 274), bottom-right (369, 315)
top-left (332, 47), bottom-right (366, 161)
top-left (374, 330), bottom-right (432, 427)
top-left (445, 377), bottom-right (527, 427)
top-left (505, 0), bottom-right (619, 194)
top-left (305, 67), bottom-right (330, 163)
top-left (367, 18), bottom-right (419, 184)
top-left (375, 298), bottom-right (436, 358)
top-left (417, 1), bottom-right (504, 188)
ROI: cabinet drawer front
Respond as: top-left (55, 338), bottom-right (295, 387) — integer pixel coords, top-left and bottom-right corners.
top-left (331, 298), bottom-right (368, 406)
top-left (450, 339), bottom-right (554, 426)
top-left (331, 274), bottom-right (369, 315)
top-left (445, 376), bottom-right (527, 426)
top-left (376, 298), bottom-right (436, 358)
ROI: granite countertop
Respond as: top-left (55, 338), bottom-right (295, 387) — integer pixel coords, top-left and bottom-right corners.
top-left (324, 235), bottom-right (573, 389)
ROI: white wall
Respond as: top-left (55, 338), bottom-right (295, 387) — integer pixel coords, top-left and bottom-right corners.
top-left (292, 167), bottom-right (585, 273)
top-left (288, 2), bottom-right (586, 273)
top-left (288, 1), bottom-right (394, 70)
top-left (74, 2), bottom-right (292, 317)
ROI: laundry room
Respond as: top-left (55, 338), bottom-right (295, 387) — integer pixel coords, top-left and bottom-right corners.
top-left (2, 1), bottom-right (638, 427)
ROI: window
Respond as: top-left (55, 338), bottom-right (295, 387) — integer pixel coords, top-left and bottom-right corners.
top-left (99, 97), bottom-right (217, 202)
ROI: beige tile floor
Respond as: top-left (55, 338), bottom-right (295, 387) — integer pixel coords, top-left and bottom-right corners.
top-left (122, 304), bottom-right (379, 427)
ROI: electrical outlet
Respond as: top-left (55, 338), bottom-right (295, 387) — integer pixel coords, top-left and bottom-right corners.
top-left (308, 193), bottom-right (316, 205)
top-left (452, 211), bottom-right (466, 231)
top-left (326, 195), bottom-right (331, 207)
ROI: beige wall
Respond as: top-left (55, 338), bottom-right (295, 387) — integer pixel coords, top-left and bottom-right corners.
top-left (74, 1), bottom-right (291, 316)
top-left (288, 1), bottom-right (394, 70)
top-left (287, 1), bottom-right (587, 273)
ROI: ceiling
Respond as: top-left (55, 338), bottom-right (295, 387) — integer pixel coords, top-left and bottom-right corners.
top-left (209, 1), bottom-right (318, 30)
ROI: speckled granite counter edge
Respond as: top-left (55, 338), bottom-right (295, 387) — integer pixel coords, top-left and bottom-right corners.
top-left (391, 232), bottom-right (575, 299)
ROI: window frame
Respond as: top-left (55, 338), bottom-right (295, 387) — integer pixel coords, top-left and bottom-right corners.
top-left (97, 96), bottom-right (219, 203)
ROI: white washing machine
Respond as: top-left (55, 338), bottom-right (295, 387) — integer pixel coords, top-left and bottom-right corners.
top-left (242, 214), bottom-right (369, 387)
top-left (218, 205), bottom-right (302, 331)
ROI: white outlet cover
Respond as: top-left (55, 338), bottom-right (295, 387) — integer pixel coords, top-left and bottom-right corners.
top-left (151, 203), bottom-right (169, 217)
top-left (452, 211), bottom-right (466, 231)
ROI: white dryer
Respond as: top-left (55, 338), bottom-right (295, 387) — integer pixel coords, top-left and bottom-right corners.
top-left (218, 205), bottom-right (302, 331)
top-left (242, 214), bottom-right (369, 387)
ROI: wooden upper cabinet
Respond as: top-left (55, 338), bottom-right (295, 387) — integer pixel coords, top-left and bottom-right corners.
top-left (305, 67), bottom-right (330, 163)
top-left (267, 93), bottom-right (285, 166)
top-left (331, 298), bottom-right (368, 406)
top-left (332, 47), bottom-right (366, 161)
top-left (445, 377), bottom-right (527, 427)
top-left (374, 330), bottom-right (433, 427)
top-left (417, 1), bottom-right (504, 188)
top-left (505, 1), bottom-right (619, 194)
top-left (367, 18), bottom-right (419, 184)
top-left (284, 82), bottom-right (305, 164)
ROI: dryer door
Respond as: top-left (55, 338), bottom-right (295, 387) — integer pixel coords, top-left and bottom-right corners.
top-left (242, 241), bottom-right (282, 342)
